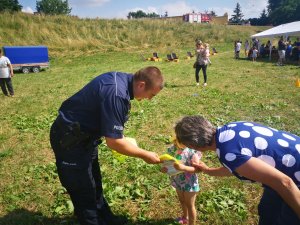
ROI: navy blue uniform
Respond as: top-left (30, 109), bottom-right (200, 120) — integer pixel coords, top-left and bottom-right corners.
top-left (50, 72), bottom-right (133, 225)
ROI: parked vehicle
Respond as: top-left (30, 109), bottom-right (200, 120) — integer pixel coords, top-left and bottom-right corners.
top-left (3, 46), bottom-right (49, 73)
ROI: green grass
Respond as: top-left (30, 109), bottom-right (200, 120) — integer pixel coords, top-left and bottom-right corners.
top-left (0, 13), bottom-right (299, 225)
top-left (0, 47), bottom-right (299, 225)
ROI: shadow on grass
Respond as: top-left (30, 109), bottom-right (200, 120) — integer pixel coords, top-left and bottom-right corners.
top-left (0, 209), bottom-right (177, 225)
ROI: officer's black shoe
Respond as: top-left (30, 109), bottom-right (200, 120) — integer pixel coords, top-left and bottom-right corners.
top-left (98, 207), bottom-right (128, 225)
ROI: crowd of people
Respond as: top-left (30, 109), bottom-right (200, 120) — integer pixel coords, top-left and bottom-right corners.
top-left (234, 37), bottom-right (300, 66)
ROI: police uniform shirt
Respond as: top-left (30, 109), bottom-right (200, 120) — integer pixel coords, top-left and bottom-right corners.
top-left (215, 122), bottom-right (300, 187)
top-left (59, 72), bottom-right (134, 139)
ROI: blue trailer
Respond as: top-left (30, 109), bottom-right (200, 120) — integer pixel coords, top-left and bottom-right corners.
top-left (3, 46), bottom-right (49, 73)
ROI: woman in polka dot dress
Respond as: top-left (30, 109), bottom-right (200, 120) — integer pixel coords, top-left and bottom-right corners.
top-left (174, 115), bottom-right (300, 225)
top-left (162, 139), bottom-right (202, 225)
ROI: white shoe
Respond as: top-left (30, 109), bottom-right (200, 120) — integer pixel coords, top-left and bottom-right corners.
top-left (196, 83), bottom-right (200, 86)
top-left (203, 83), bottom-right (207, 87)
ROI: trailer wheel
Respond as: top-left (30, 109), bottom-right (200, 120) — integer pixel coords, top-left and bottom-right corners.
top-left (22, 67), bottom-right (30, 74)
top-left (32, 67), bottom-right (40, 73)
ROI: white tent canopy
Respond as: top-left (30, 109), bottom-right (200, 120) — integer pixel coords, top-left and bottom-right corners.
top-left (251, 21), bottom-right (300, 60)
top-left (251, 21), bottom-right (300, 39)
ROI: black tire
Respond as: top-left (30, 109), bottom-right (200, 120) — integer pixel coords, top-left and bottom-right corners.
top-left (22, 67), bottom-right (30, 74)
top-left (32, 66), bottom-right (40, 73)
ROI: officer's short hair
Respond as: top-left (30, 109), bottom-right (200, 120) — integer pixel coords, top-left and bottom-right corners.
top-left (134, 66), bottom-right (164, 90)
top-left (175, 115), bottom-right (215, 148)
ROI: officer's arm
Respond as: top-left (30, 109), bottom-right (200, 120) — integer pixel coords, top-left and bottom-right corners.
top-left (105, 137), bottom-right (160, 164)
top-left (235, 157), bottom-right (300, 219)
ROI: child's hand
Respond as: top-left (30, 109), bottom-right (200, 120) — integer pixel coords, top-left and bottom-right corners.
top-left (173, 162), bottom-right (184, 171)
top-left (191, 153), bottom-right (201, 164)
top-left (192, 160), bottom-right (209, 173)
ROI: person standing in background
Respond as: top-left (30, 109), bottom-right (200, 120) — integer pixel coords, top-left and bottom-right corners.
top-left (244, 40), bottom-right (250, 58)
top-left (194, 42), bottom-right (209, 87)
top-left (0, 48), bottom-right (14, 97)
top-left (277, 36), bottom-right (286, 66)
top-left (296, 37), bottom-right (300, 67)
top-left (235, 40), bottom-right (242, 59)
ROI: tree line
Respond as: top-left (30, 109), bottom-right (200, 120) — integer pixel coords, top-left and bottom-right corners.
top-left (1, 0), bottom-right (299, 26)
top-left (0, 0), bottom-right (71, 15)
top-left (230, 0), bottom-right (300, 25)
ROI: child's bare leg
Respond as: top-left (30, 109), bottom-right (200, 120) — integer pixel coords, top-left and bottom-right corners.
top-left (183, 192), bottom-right (198, 225)
top-left (176, 189), bottom-right (188, 219)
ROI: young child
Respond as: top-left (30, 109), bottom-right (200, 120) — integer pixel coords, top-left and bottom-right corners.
top-left (252, 46), bottom-right (258, 62)
top-left (204, 43), bottom-right (212, 65)
top-left (162, 139), bottom-right (202, 225)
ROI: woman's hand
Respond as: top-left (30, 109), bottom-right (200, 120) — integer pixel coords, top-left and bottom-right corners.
top-left (192, 160), bottom-right (209, 173)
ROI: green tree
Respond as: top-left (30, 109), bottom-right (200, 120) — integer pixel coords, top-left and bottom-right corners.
top-left (147, 12), bottom-right (160, 18)
top-left (229, 2), bottom-right (244, 24)
top-left (260, 9), bottom-right (270, 25)
top-left (269, 0), bottom-right (300, 25)
top-left (127, 10), bottom-right (147, 19)
top-left (267, 0), bottom-right (283, 13)
top-left (0, 0), bottom-right (22, 12)
top-left (36, 0), bottom-right (71, 15)
top-left (127, 10), bottom-right (159, 19)
top-left (248, 9), bottom-right (270, 26)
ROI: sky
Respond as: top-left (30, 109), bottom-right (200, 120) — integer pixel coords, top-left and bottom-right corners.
top-left (19, 0), bottom-right (268, 19)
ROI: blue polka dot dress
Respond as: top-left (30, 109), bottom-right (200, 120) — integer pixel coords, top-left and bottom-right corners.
top-left (216, 122), bottom-right (300, 187)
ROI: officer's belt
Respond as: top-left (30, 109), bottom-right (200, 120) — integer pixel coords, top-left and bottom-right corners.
top-left (55, 115), bottom-right (92, 149)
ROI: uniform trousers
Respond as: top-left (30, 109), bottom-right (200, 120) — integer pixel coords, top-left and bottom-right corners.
top-left (50, 119), bottom-right (108, 225)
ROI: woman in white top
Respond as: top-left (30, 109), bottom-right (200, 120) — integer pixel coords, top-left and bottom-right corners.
top-left (0, 49), bottom-right (14, 96)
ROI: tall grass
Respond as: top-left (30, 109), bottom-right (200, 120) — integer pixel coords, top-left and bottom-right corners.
top-left (0, 12), bottom-right (266, 56)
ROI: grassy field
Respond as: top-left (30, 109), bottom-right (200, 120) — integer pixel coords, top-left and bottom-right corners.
top-left (0, 13), bottom-right (300, 225)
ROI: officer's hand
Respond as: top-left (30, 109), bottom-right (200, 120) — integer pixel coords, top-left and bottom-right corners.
top-left (142, 151), bottom-right (160, 164)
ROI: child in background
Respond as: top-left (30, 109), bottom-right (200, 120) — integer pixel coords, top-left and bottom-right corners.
top-left (162, 139), bottom-right (202, 225)
top-left (204, 43), bottom-right (212, 65)
top-left (252, 46), bottom-right (258, 62)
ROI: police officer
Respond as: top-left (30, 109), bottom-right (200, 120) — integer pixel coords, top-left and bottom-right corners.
top-left (50, 66), bottom-right (164, 225)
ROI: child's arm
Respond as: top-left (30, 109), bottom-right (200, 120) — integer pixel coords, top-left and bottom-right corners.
top-left (193, 161), bottom-right (233, 177)
top-left (173, 152), bottom-right (202, 173)
top-left (174, 163), bottom-right (198, 173)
